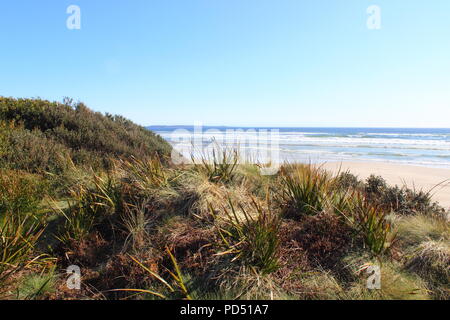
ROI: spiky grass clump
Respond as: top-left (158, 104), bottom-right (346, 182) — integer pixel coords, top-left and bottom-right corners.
top-left (341, 194), bottom-right (395, 257)
top-left (187, 173), bottom-right (251, 222)
top-left (120, 200), bottom-right (152, 251)
top-left (279, 164), bottom-right (335, 217)
top-left (55, 188), bottom-right (99, 245)
top-left (56, 174), bottom-right (123, 245)
top-left (196, 147), bottom-right (239, 184)
top-left (119, 156), bottom-right (183, 212)
top-left (0, 212), bottom-right (47, 287)
top-left (119, 156), bottom-right (169, 191)
top-left (211, 197), bottom-right (281, 275)
top-left (16, 269), bottom-right (56, 300)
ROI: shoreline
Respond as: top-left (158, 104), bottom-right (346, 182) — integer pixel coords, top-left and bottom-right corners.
top-left (321, 161), bottom-right (450, 209)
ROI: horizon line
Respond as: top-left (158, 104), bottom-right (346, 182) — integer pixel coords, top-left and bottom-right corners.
top-left (146, 124), bottom-right (450, 130)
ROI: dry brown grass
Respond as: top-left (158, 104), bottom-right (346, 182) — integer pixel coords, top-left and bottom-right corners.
top-left (405, 239), bottom-right (450, 299)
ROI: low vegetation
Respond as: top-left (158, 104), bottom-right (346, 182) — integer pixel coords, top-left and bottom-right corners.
top-left (0, 97), bottom-right (171, 173)
top-left (0, 98), bottom-right (448, 300)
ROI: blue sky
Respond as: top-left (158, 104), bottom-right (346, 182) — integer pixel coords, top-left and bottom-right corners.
top-left (0, 0), bottom-right (449, 127)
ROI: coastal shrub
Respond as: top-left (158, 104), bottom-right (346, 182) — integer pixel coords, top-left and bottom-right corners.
top-left (0, 97), bottom-right (171, 172)
top-left (363, 175), bottom-right (443, 215)
top-left (335, 171), bottom-right (362, 191)
top-left (0, 122), bottom-right (9, 158)
top-left (365, 175), bottom-right (387, 195)
top-left (0, 123), bottom-right (72, 174)
top-left (382, 186), bottom-right (443, 215)
top-left (210, 197), bottom-right (281, 275)
top-left (0, 170), bottom-right (46, 216)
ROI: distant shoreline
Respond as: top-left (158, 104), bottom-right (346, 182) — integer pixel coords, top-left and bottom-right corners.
top-left (150, 126), bottom-right (450, 169)
top-left (148, 125), bottom-right (450, 130)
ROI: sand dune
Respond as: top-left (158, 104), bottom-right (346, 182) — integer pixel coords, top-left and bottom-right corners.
top-left (322, 161), bottom-right (450, 209)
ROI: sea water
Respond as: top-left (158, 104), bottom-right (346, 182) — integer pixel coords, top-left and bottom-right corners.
top-left (148, 126), bottom-right (450, 168)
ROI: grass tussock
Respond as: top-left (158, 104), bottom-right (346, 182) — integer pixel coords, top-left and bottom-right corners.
top-left (396, 213), bottom-right (449, 247)
top-left (278, 164), bottom-right (355, 218)
top-left (119, 156), bottom-right (170, 191)
top-left (16, 269), bottom-right (56, 300)
top-left (0, 211), bottom-right (47, 290)
top-left (279, 164), bottom-right (333, 216)
top-left (405, 240), bottom-right (449, 299)
top-left (341, 194), bottom-right (396, 258)
top-left (55, 174), bottom-right (122, 246)
top-left (210, 196), bottom-right (281, 275)
top-left (195, 146), bottom-right (239, 184)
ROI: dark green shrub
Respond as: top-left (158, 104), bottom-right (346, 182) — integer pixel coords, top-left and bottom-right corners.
top-left (0, 124), bottom-right (71, 174)
top-left (335, 172), bottom-right (362, 191)
top-left (365, 175), bottom-right (387, 195)
top-left (363, 175), bottom-right (444, 215)
top-left (0, 97), bottom-right (171, 173)
top-left (381, 186), bottom-right (443, 216)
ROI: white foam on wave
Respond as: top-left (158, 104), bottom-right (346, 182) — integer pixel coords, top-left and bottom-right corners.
top-left (156, 129), bottom-right (450, 169)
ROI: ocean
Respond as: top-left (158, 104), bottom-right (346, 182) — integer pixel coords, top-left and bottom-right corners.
top-left (148, 126), bottom-right (450, 168)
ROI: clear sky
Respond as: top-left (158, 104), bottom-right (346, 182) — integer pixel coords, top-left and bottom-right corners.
top-left (1, 0), bottom-right (449, 127)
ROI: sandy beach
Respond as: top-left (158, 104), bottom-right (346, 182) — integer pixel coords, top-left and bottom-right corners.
top-left (322, 161), bottom-right (450, 209)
